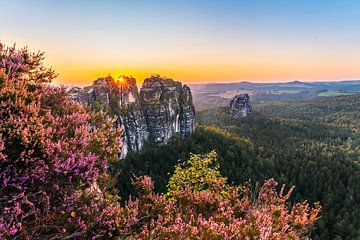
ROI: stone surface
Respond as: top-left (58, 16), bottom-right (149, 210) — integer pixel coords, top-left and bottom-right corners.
top-left (117, 108), bottom-right (149, 159)
top-left (140, 76), bottom-right (195, 144)
top-left (68, 75), bottom-right (195, 158)
top-left (117, 77), bottom-right (139, 104)
top-left (229, 94), bottom-right (252, 117)
top-left (68, 87), bottom-right (89, 106)
top-left (180, 85), bottom-right (196, 135)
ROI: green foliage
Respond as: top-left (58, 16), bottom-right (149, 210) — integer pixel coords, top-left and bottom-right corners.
top-left (116, 125), bottom-right (261, 199)
top-left (90, 100), bottom-right (110, 113)
top-left (318, 90), bottom-right (352, 96)
top-left (166, 151), bottom-right (228, 198)
top-left (108, 93), bottom-right (122, 116)
top-left (256, 94), bottom-right (360, 133)
top-left (197, 106), bottom-right (360, 240)
top-left (117, 98), bottom-right (360, 239)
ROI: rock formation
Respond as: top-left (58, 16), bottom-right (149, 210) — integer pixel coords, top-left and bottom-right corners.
top-left (140, 76), bottom-right (195, 144)
top-left (230, 94), bottom-right (252, 117)
top-left (68, 75), bottom-right (195, 158)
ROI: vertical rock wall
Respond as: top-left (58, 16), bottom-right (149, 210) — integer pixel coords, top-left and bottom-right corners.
top-left (68, 75), bottom-right (196, 158)
top-left (140, 76), bottom-right (188, 144)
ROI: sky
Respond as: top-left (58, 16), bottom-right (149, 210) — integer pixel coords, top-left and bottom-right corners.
top-left (1, 0), bottom-right (360, 86)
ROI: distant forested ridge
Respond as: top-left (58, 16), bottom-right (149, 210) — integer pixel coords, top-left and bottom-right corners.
top-left (118, 96), bottom-right (360, 239)
top-left (256, 94), bottom-right (360, 133)
top-left (190, 80), bottom-right (360, 110)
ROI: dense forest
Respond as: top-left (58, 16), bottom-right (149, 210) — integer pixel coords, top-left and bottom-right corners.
top-left (256, 94), bottom-right (360, 133)
top-left (118, 98), bottom-right (360, 240)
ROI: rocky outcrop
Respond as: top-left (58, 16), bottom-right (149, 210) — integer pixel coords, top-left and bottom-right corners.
top-left (140, 76), bottom-right (195, 144)
top-left (70, 76), bottom-right (140, 107)
top-left (68, 87), bottom-right (90, 106)
top-left (230, 94), bottom-right (252, 117)
top-left (68, 75), bottom-right (195, 158)
top-left (180, 85), bottom-right (196, 135)
top-left (117, 108), bottom-right (149, 159)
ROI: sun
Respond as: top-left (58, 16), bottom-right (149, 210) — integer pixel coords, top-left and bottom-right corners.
top-left (113, 75), bottom-right (131, 92)
top-left (114, 76), bottom-right (123, 85)
top-left (114, 75), bottom-right (128, 86)
top-left (117, 76), bottom-right (125, 84)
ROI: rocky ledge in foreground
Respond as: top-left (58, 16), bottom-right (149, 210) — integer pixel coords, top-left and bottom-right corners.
top-left (68, 75), bottom-right (195, 158)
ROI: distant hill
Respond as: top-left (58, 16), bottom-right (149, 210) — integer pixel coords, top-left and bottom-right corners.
top-left (189, 80), bottom-right (360, 109)
top-left (256, 93), bottom-right (360, 133)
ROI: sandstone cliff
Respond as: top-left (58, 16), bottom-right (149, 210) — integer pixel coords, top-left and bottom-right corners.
top-left (140, 76), bottom-right (195, 144)
top-left (230, 94), bottom-right (252, 117)
top-left (68, 75), bottom-right (195, 158)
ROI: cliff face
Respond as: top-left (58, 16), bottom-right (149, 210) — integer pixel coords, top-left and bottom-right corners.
top-left (230, 94), bottom-right (252, 117)
top-left (180, 85), bottom-right (196, 135)
top-left (117, 109), bottom-right (149, 159)
top-left (68, 75), bottom-right (195, 158)
top-left (140, 76), bottom-right (195, 144)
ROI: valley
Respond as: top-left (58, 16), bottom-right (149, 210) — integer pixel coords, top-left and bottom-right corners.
top-left (118, 93), bottom-right (360, 240)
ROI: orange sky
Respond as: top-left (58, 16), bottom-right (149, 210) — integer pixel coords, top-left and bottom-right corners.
top-left (2, 1), bottom-right (360, 86)
top-left (3, 35), bottom-right (360, 87)
top-left (49, 51), bottom-right (360, 86)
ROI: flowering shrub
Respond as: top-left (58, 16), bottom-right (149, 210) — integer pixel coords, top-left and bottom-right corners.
top-left (0, 42), bottom-right (320, 239)
top-left (0, 43), bottom-right (122, 239)
top-left (131, 152), bottom-right (321, 239)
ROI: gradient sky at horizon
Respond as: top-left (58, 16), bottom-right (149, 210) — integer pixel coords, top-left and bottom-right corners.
top-left (1, 0), bottom-right (360, 86)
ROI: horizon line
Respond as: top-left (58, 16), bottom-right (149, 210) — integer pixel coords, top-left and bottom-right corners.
top-left (55, 78), bottom-right (360, 87)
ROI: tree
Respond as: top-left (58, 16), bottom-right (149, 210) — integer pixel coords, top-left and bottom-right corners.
top-left (167, 150), bottom-right (228, 198)
top-left (132, 151), bottom-right (321, 239)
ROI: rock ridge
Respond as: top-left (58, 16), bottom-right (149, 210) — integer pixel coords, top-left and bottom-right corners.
top-left (68, 75), bottom-right (195, 158)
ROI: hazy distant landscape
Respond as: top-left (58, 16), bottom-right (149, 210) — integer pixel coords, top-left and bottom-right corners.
top-left (190, 80), bottom-right (360, 109)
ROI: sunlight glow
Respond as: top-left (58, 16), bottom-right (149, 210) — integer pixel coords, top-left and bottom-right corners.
top-left (116, 76), bottom-right (125, 85)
